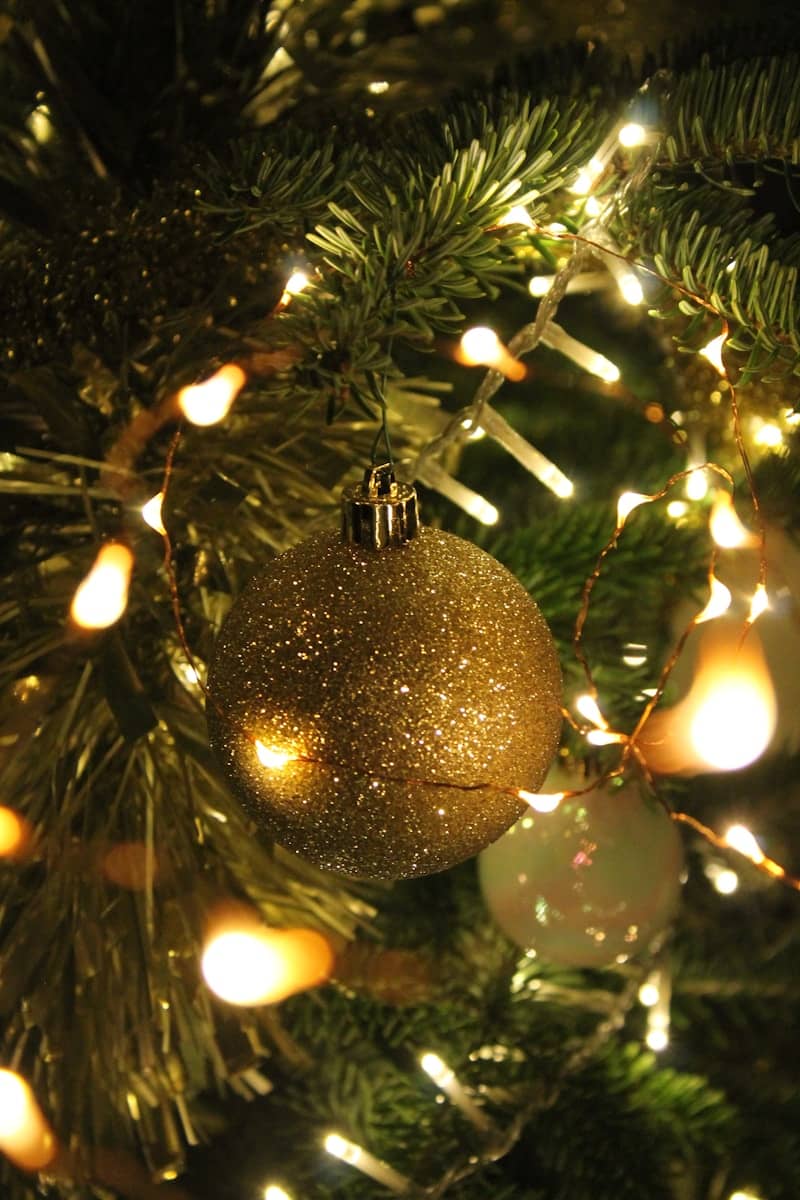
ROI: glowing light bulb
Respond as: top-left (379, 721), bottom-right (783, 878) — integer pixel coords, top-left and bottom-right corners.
top-left (748, 583), bottom-right (769, 624)
top-left (690, 680), bottom-right (774, 771)
top-left (255, 741), bottom-right (293, 769)
top-left (754, 422), bottom-right (783, 448)
top-left (617, 491), bottom-right (649, 525)
top-left (575, 693), bottom-right (607, 728)
top-left (592, 354), bottom-right (621, 383)
top-left (618, 271), bottom-right (644, 306)
top-left (140, 492), bottom-right (166, 535)
top-left (529, 275), bottom-right (553, 297)
top-left (497, 205), bottom-right (535, 229)
top-left (645, 1027), bottom-right (669, 1052)
top-left (699, 333), bottom-right (727, 375)
top-left (709, 493), bottom-right (756, 549)
top-left (729, 1191), bottom-right (761, 1200)
top-left (264, 1187), bottom-right (292, 1200)
top-left (584, 195), bottom-right (603, 217)
top-left (517, 789), bottom-right (564, 813)
top-left (570, 156), bottom-right (604, 195)
top-left (324, 1133), bottom-right (411, 1192)
top-left (367, 80), bottom-right (389, 94)
top-left (70, 543), bottom-right (134, 630)
top-left (458, 327), bottom-right (525, 381)
top-left (178, 662), bottom-right (200, 686)
top-left (686, 470), bottom-right (709, 501)
top-left (0, 808), bottom-right (30, 858)
top-left (695, 575), bottom-right (732, 624)
top-left (202, 918), bottom-right (333, 1006)
top-left (712, 866), bottom-right (739, 894)
top-left (280, 270), bottom-right (311, 305)
top-left (724, 825), bottom-right (764, 864)
top-left (618, 122), bottom-right (647, 147)
top-left (178, 364), bottom-right (246, 426)
top-left (667, 500), bottom-right (688, 519)
top-left (0, 1070), bottom-right (57, 1171)
top-left (464, 495), bottom-right (500, 525)
top-left (585, 729), bottom-right (625, 746)
top-left (638, 982), bottom-right (659, 1007)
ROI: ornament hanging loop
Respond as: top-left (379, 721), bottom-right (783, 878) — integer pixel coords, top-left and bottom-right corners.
top-left (341, 464), bottom-right (420, 551)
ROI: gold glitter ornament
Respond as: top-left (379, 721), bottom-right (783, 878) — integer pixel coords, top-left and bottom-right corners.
top-left (207, 466), bottom-right (562, 879)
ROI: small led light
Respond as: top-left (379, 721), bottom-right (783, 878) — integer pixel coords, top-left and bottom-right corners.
top-left (178, 364), bottom-right (246, 426)
top-left (458, 326), bottom-right (525, 381)
top-left (280, 270), bottom-right (311, 304)
top-left (709, 492), bottom-right (756, 549)
top-left (584, 195), bottom-right (603, 217)
top-left (618, 122), bottom-right (647, 147)
top-left (0, 1069), bottom-right (57, 1171)
top-left (667, 500), bottom-right (689, 519)
top-left (325, 1134), bottom-right (360, 1163)
top-left (729, 1191), bottom-right (761, 1200)
top-left (70, 543), bottom-right (134, 630)
top-left (255, 741), bottom-right (293, 770)
top-left (695, 575), bottom-right (732, 624)
top-left (264, 1186), bottom-right (292, 1200)
top-left (699, 333), bottom-right (727, 375)
top-left (202, 921), bottom-right (333, 1006)
top-left (178, 662), bottom-right (200, 686)
top-left (616, 270), bottom-right (644, 306)
top-left (748, 583), bottom-right (769, 624)
top-left (140, 492), bottom-right (166, 535)
top-left (686, 470), bottom-right (709, 501)
top-left (529, 275), bottom-right (553, 297)
top-left (586, 729), bottom-right (624, 746)
top-left (638, 982), bottom-right (659, 1007)
top-left (570, 156), bottom-right (604, 195)
top-left (0, 808), bottom-right (31, 859)
top-left (591, 354), bottom-right (621, 383)
top-left (465, 495), bottom-right (499, 525)
top-left (645, 1028), bottom-right (669, 1052)
top-left (517, 789), bottom-right (564, 813)
top-left (367, 80), bottom-right (389, 94)
top-left (575, 694), bottom-right (607, 728)
top-left (324, 1132), bottom-right (411, 1192)
top-left (713, 867), bottom-right (739, 895)
top-left (724, 825), bottom-right (764, 864)
top-left (754, 422), bottom-right (783, 448)
top-left (617, 491), bottom-right (649, 525)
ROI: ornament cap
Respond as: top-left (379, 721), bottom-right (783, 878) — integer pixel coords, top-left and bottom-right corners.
top-left (341, 464), bottom-right (420, 550)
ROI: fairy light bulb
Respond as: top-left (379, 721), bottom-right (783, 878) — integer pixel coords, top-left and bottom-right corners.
top-left (0, 808), bottom-right (30, 858)
top-left (724, 825), bottom-right (764, 864)
top-left (754, 422), bottom-right (783, 448)
top-left (420, 1053), bottom-right (494, 1135)
top-left (202, 913), bottom-right (334, 1006)
top-left (517, 789), bottom-right (563, 813)
top-left (695, 575), bottom-right (732, 624)
top-left (0, 1070), bottom-right (57, 1172)
top-left (70, 543), bottom-right (134, 630)
top-left (324, 1134), bottom-right (411, 1193)
top-left (706, 863), bottom-right (739, 894)
top-left (458, 327), bottom-right (526, 381)
top-left (618, 122), bottom-right (647, 147)
top-left (690, 677), bottom-right (775, 772)
top-left (617, 270), bottom-right (645, 306)
top-left (699, 333), bottom-right (727, 375)
top-left (667, 500), bottom-right (688, 519)
top-left (617, 491), bottom-right (649, 525)
top-left (585, 729), bottom-right (625, 746)
top-left (685, 470), bottom-right (709, 501)
top-left (529, 275), bottom-right (553, 297)
top-left (638, 980), bottom-right (660, 1007)
top-left (709, 492), bottom-right (756, 549)
top-left (575, 693), bottom-right (607, 728)
top-left (645, 1027), bottom-right (669, 1052)
top-left (178, 364), bottom-right (246, 426)
top-left (280, 270), bottom-right (311, 305)
top-left (264, 1187), bottom-right (292, 1200)
top-left (748, 583), bottom-right (769, 624)
top-left (497, 205), bottom-right (535, 229)
top-left (140, 492), bottom-right (166, 535)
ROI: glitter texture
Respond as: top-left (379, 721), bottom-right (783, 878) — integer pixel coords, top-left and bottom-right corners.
top-left (207, 527), bottom-right (562, 879)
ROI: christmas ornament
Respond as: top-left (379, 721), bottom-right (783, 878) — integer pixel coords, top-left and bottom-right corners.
top-left (207, 465), bottom-right (562, 879)
top-left (478, 780), bottom-right (684, 967)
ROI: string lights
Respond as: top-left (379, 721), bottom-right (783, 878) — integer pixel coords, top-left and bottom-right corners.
top-left (279, 269), bottom-right (311, 306)
top-left (419, 1052), bottom-right (496, 1136)
top-left (178, 364), bottom-right (246, 426)
top-left (201, 908), bottom-right (334, 1006)
top-left (0, 807), bottom-right (32, 859)
top-left (70, 543), bottom-right (134, 630)
top-left (140, 491), bottom-right (167, 535)
top-left (457, 327), bottom-right (526, 381)
top-left (324, 1134), bottom-right (411, 1194)
top-left (539, 322), bottom-right (620, 383)
top-left (0, 1070), bottom-right (57, 1172)
top-left (417, 458), bottom-right (500, 525)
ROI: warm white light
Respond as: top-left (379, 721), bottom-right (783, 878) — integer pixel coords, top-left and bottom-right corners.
top-left (529, 275), bottom-right (553, 297)
top-left (754, 422), bottom-right (783, 448)
top-left (0, 808), bottom-right (30, 859)
top-left (667, 500), bottom-right (689, 519)
top-left (748, 583), bottom-right (769, 624)
top-left (325, 1134), bottom-right (360, 1164)
top-left (517, 789), bottom-right (563, 813)
top-left (27, 105), bottom-right (53, 143)
top-left (141, 492), bottom-right (166, 535)
top-left (584, 195), bottom-right (603, 217)
top-left (575, 693), bottom-right (607, 728)
top-left (540, 323), bottom-right (620, 382)
top-left (458, 327), bottom-right (525, 380)
top-left (586, 729), bottom-right (625, 746)
top-left (645, 1028), bottom-right (669, 1052)
top-left (178, 364), bottom-right (246, 426)
top-left (465, 495), bottom-right (500, 525)
top-left (690, 681), bottom-right (775, 771)
top-left (498, 205), bottom-right (535, 229)
top-left (729, 1191), bottom-right (761, 1200)
top-left (712, 867), bottom-right (740, 895)
top-left (0, 1069), bottom-right (56, 1171)
top-left (71, 543), bottom-right (134, 630)
top-left (570, 156), bottom-right (604, 195)
top-left (255, 741), bottom-right (293, 769)
top-left (592, 354), bottom-right (621, 383)
top-left (709, 493), bottom-right (756, 549)
top-left (178, 662), bottom-right (200, 686)
top-left (281, 270), bottom-right (311, 301)
top-left (617, 491), bottom-right (649, 525)
top-left (264, 1187), bottom-right (292, 1200)
top-left (724, 824), bottom-right (765, 864)
top-left (367, 80), bottom-right (389, 94)
top-left (699, 333), bottom-right (727, 375)
top-left (420, 1052), bottom-right (451, 1086)
top-left (686, 469), bottom-right (709, 501)
top-left (617, 270), bottom-right (644, 306)
top-left (618, 122), bottom-right (647, 147)
top-left (695, 575), bottom-right (732, 624)
top-left (638, 982), bottom-right (659, 1007)
top-left (201, 923), bottom-right (333, 1007)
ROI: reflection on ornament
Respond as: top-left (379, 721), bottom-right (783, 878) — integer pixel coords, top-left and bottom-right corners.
top-left (478, 783), bottom-right (684, 967)
top-left (207, 469), bottom-right (562, 879)
top-left (640, 623), bottom-right (776, 774)
top-left (70, 543), bottom-right (133, 630)
top-left (202, 908), bottom-right (333, 1006)
top-left (0, 1070), bottom-right (57, 1172)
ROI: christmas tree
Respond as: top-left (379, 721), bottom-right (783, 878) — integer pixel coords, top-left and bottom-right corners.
top-left (1, 1), bottom-right (800, 1198)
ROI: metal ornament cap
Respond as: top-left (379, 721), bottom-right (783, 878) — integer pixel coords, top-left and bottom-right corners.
top-left (341, 463), bottom-right (419, 550)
